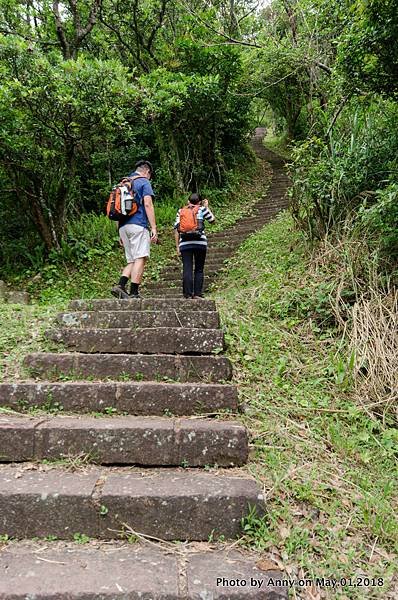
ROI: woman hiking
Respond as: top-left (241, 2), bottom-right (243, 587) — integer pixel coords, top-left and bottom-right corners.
top-left (174, 193), bottom-right (215, 299)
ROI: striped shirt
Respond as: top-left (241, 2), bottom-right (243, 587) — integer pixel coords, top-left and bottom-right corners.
top-left (174, 205), bottom-right (215, 250)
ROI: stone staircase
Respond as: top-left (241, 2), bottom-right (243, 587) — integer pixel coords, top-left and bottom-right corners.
top-left (0, 129), bottom-right (290, 599)
top-left (144, 131), bottom-right (289, 297)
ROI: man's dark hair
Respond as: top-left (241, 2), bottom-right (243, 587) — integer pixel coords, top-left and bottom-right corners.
top-left (135, 159), bottom-right (153, 174)
top-left (189, 193), bottom-right (201, 205)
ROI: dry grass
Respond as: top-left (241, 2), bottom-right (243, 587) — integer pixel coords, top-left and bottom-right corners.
top-left (309, 231), bottom-right (397, 424)
top-left (349, 290), bottom-right (398, 424)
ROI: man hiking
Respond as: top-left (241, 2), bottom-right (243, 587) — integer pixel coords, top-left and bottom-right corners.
top-left (174, 193), bottom-right (215, 299)
top-left (111, 160), bottom-right (157, 299)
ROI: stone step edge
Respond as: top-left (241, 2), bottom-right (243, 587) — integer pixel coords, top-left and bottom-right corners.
top-left (23, 353), bottom-right (233, 383)
top-left (57, 310), bottom-right (220, 329)
top-left (1, 415), bottom-right (248, 466)
top-left (69, 298), bottom-right (216, 311)
top-left (0, 467), bottom-right (264, 541)
top-left (46, 327), bottom-right (225, 355)
top-left (0, 542), bottom-right (288, 599)
top-left (0, 381), bottom-right (238, 415)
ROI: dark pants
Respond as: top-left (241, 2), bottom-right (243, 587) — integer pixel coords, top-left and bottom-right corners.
top-left (181, 247), bottom-right (207, 297)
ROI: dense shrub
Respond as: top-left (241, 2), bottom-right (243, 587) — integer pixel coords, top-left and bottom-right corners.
top-left (289, 99), bottom-right (398, 256)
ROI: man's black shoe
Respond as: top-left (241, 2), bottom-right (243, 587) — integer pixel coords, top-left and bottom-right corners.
top-left (111, 285), bottom-right (130, 300)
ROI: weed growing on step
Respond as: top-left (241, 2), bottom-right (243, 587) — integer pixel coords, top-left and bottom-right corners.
top-left (90, 407), bottom-right (119, 417)
top-left (0, 534), bottom-right (11, 544)
top-left (204, 463), bottom-right (219, 471)
top-left (41, 451), bottom-right (97, 470)
top-left (212, 212), bottom-right (398, 598)
top-left (73, 533), bottom-right (90, 544)
top-left (117, 372), bottom-right (133, 382)
top-left (207, 529), bottom-right (226, 543)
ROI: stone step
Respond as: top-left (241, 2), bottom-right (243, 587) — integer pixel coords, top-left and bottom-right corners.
top-left (24, 353), bottom-right (233, 382)
top-left (69, 298), bottom-right (216, 312)
top-left (0, 415), bottom-right (248, 466)
top-left (0, 381), bottom-right (238, 415)
top-left (143, 288), bottom-right (214, 297)
top-left (0, 465), bottom-right (264, 540)
top-left (57, 310), bottom-right (220, 329)
top-left (145, 277), bottom-right (215, 288)
top-left (208, 228), bottom-right (257, 239)
top-left (164, 264), bottom-right (225, 274)
top-left (143, 288), bottom-right (213, 297)
top-left (206, 244), bottom-right (238, 251)
top-left (208, 231), bottom-right (258, 241)
top-left (209, 238), bottom-right (247, 247)
top-left (162, 269), bottom-right (220, 281)
top-left (47, 327), bottom-right (225, 355)
top-left (0, 542), bottom-right (288, 599)
top-left (145, 279), bottom-right (215, 292)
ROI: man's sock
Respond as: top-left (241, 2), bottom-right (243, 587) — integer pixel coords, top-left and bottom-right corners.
top-left (130, 282), bottom-right (139, 296)
top-left (118, 276), bottom-right (129, 289)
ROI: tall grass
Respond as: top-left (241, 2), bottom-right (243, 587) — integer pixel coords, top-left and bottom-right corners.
top-left (289, 98), bottom-right (398, 253)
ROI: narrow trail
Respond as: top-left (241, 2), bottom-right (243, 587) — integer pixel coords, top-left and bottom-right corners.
top-left (0, 129), bottom-right (290, 599)
top-left (144, 127), bottom-right (290, 296)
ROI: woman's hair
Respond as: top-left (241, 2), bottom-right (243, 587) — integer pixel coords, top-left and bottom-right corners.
top-left (189, 193), bottom-right (201, 205)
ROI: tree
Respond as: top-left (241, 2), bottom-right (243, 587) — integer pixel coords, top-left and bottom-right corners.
top-left (0, 38), bottom-right (142, 249)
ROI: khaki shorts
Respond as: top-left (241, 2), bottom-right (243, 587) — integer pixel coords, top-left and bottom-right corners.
top-left (119, 224), bottom-right (150, 263)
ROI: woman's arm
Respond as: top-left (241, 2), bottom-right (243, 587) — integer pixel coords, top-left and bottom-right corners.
top-left (202, 200), bottom-right (215, 223)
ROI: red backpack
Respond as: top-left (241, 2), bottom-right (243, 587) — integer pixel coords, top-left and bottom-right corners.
top-left (106, 175), bottom-right (143, 221)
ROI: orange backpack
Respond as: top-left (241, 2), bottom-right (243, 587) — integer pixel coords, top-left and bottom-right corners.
top-left (178, 205), bottom-right (203, 236)
top-left (106, 175), bottom-right (143, 221)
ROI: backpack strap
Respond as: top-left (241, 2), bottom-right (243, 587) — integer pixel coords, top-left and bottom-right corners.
top-left (124, 174), bottom-right (148, 202)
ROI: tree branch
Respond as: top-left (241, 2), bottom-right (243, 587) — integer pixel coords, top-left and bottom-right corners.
top-left (52, 1), bottom-right (71, 59)
top-left (75, 0), bottom-right (102, 45)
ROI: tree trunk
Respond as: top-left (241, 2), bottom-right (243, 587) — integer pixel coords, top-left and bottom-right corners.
top-left (153, 123), bottom-right (185, 195)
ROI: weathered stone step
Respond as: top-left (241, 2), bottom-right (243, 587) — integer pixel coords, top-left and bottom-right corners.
top-left (143, 288), bottom-right (213, 297)
top-left (24, 353), bottom-right (232, 382)
top-left (165, 264), bottom-right (225, 275)
top-left (0, 542), bottom-right (288, 599)
top-left (57, 310), bottom-right (220, 329)
top-left (0, 466), bottom-right (264, 540)
top-left (145, 278), bottom-right (215, 292)
top-left (0, 415), bottom-right (247, 466)
top-left (69, 298), bottom-right (216, 312)
top-left (207, 248), bottom-right (239, 256)
top-left (162, 269), bottom-right (220, 281)
top-left (47, 327), bottom-right (225, 355)
top-left (0, 381), bottom-right (238, 415)
top-left (145, 276), bottom-right (215, 289)
top-left (208, 229), bottom-right (263, 240)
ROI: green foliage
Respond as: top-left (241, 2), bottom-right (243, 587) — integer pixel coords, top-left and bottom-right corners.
top-left (0, 39), bottom-right (145, 250)
top-left (73, 532), bottom-right (90, 544)
top-left (338, 0), bottom-right (398, 97)
top-left (0, 0), bottom-right (255, 267)
top-left (289, 99), bottom-right (398, 269)
top-left (247, 0), bottom-right (397, 283)
top-left (358, 183), bottom-right (398, 264)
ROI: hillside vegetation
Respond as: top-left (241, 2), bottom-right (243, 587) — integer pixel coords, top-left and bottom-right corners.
top-left (213, 213), bottom-right (397, 597)
top-left (0, 0), bottom-right (397, 596)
